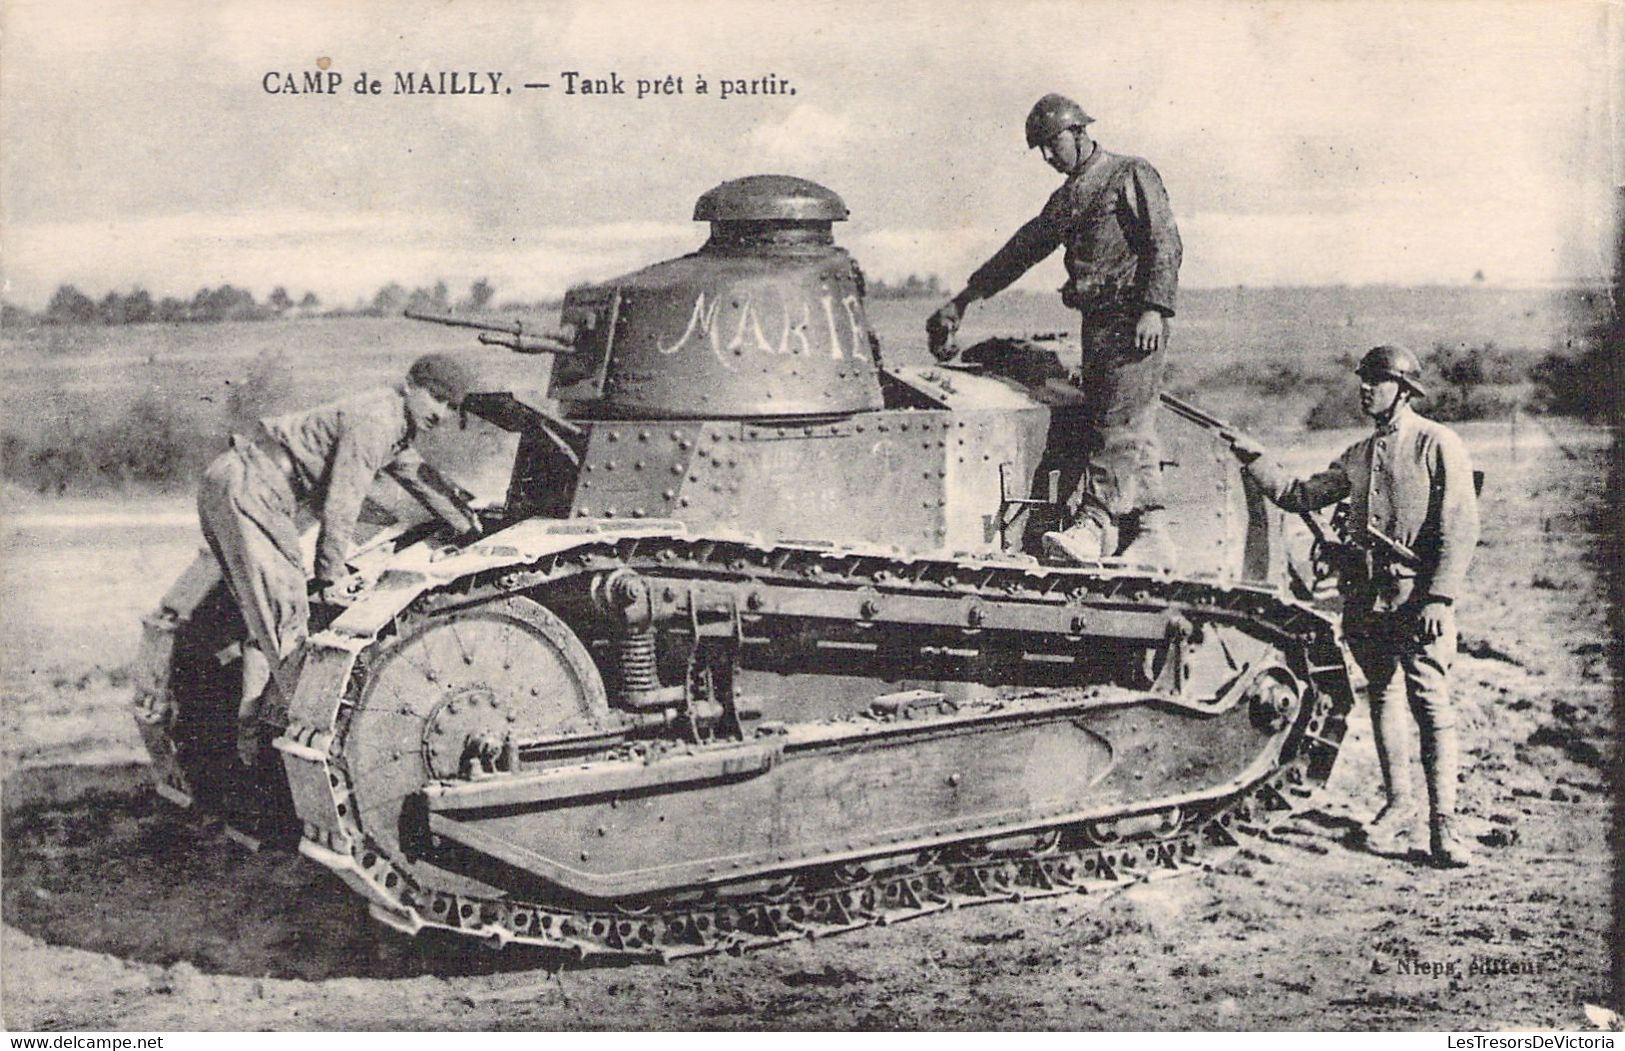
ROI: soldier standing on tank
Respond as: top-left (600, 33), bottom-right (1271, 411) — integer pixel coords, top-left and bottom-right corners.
top-left (198, 354), bottom-right (483, 764)
top-left (928, 92), bottom-right (1183, 565)
top-left (1227, 346), bottom-right (1480, 867)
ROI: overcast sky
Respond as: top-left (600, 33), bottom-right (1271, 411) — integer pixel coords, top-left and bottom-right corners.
top-left (1, 0), bottom-right (1617, 308)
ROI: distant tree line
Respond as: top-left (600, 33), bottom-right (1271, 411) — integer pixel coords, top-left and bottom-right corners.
top-left (6, 278), bottom-right (507, 326)
top-left (27, 283), bottom-right (322, 325)
top-left (867, 273), bottom-right (944, 300)
top-left (6, 273), bottom-right (933, 325)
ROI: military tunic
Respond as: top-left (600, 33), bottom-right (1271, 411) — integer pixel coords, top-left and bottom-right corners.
top-left (198, 386), bottom-right (421, 661)
top-left (1242, 403), bottom-right (1480, 615)
top-left (963, 146), bottom-right (1182, 319)
top-left (963, 146), bottom-right (1182, 521)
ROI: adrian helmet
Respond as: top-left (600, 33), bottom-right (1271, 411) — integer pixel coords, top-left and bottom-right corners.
top-left (1025, 93), bottom-right (1094, 149)
top-left (1355, 344), bottom-right (1428, 398)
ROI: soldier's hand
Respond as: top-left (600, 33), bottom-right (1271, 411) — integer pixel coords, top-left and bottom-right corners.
top-left (1419, 600), bottom-right (1450, 640)
top-left (328, 580), bottom-right (365, 605)
top-left (1228, 433), bottom-right (1266, 464)
top-left (1135, 310), bottom-right (1165, 353)
top-left (310, 575), bottom-right (361, 606)
top-left (927, 301), bottom-right (962, 361)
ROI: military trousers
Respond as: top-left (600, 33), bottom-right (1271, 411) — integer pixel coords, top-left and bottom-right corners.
top-left (197, 439), bottom-right (309, 663)
top-left (1067, 313), bottom-right (1166, 524)
top-left (1345, 604), bottom-right (1460, 819)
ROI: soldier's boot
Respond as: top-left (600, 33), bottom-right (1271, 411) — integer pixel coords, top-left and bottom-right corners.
top-left (1425, 724), bottom-right (1471, 868)
top-left (236, 643), bottom-right (270, 767)
top-left (1430, 815), bottom-right (1471, 869)
top-left (1043, 510), bottom-right (1116, 565)
top-left (1364, 800), bottom-right (1416, 854)
top-left (236, 721), bottom-right (260, 768)
top-left (1367, 684), bottom-right (1416, 854)
top-left (1116, 507), bottom-right (1177, 570)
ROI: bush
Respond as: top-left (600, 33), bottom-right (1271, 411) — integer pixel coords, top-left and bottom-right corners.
top-left (103, 395), bottom-right (215, 485)
top-left (1229, 358), bottom-right (1319, 399)
top-left (1529, 339), bottom-right (1615, 421)
top-left (1413, 341), bottom-right (1523, 422)
top-left (1, 394), bottom-right (219, 493)
top-left (0, 344), bottom-right (323, 492)
top-left (0, 344), bottom-right (312, 492)
top-left (1424, 341), bottom-right (1525, 387)
top-left (1425, 383), bottom-right (1518, 422)
top-left (7, 368), bottom-right (297, 495)
top-left (1304, 382), bottom-right (1365, 430)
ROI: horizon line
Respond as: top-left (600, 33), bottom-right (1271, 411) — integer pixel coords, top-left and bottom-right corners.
top-left (3, 279), bottom-right (1613, 314)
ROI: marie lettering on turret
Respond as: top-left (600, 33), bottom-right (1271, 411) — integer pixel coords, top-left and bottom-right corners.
top-left (656, 288), bottom-right (867, 369)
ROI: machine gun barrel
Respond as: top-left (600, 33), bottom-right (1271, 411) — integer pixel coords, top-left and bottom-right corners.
top-left (404, 310), bottom-right (578, 355)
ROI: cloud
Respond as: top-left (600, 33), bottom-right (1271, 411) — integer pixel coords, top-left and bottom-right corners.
top-left (850, 226), bottom-right (1017, 287)
top-left (1180, 196), bottom-right (1598, 288)
top-left (745, 105), bottom-right (855, 167)
top-left (856, 183), bottom-right (1608, 291)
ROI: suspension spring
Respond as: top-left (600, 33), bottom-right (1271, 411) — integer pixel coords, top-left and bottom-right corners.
top-left (617, 631), bottom-right (659, 693)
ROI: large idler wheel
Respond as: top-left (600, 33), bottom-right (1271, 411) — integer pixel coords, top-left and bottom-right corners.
top-left (337, 595), bottom-right (609, 896)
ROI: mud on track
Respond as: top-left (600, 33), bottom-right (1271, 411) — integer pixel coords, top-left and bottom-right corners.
top-left (1, 423), bottom-right (1616, 1030)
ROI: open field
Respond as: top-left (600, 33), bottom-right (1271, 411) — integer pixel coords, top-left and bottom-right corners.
top-left (0, 286), bottom-right (1606, 484)
top-left (1, 406), bottom-right (1614, 1029)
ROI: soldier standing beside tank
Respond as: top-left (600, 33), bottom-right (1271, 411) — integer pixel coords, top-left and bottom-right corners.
top-left (928, 92), bottom-right (1183, 565)
top-left (1227, 346), bottom-right (1480, 867)
top-left (198, 354), bottom-right (483, 764)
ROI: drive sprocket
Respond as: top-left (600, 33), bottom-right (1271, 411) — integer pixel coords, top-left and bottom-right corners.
top-left (338, 596), bottom-right (610, 896)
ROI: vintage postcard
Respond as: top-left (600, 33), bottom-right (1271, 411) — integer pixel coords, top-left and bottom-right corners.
top-left (1, 0), bottom-right (1618, 1034)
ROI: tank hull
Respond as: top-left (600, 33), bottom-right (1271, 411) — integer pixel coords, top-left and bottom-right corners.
top-left (503, 365), bottom-right (1281, 577)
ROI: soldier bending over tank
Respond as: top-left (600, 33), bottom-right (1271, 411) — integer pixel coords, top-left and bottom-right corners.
top-left (1227, 346), bottom-right (1480, 867)
top-left (198, 353), bottom-right (483, 764)
top-left (928, 92), bottom-right (1183, 566)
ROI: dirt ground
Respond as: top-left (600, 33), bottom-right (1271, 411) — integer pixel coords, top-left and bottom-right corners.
top-left (1, 421), bottom-right (1616, 1031)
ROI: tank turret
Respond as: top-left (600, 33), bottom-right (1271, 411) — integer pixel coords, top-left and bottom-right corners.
top-left (551, 175), bottom-right (885, 418)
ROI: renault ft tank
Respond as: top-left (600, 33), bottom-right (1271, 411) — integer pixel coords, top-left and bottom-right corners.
top-left (133, 176), bottom-right (1354, 960)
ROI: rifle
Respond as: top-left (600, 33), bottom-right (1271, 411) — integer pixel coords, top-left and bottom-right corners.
top-left (1159, 392), bottom-right (1362, 589)
top-left (1159, 392), bottom-right (1245, 443)
top-left (404, 310), bottom-right (578, 355)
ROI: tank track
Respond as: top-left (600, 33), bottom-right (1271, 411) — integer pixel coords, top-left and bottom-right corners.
top-left (328, 794), bottom-right (1263, 961)
top-left (268, 533), bottom-right (1354, 961)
